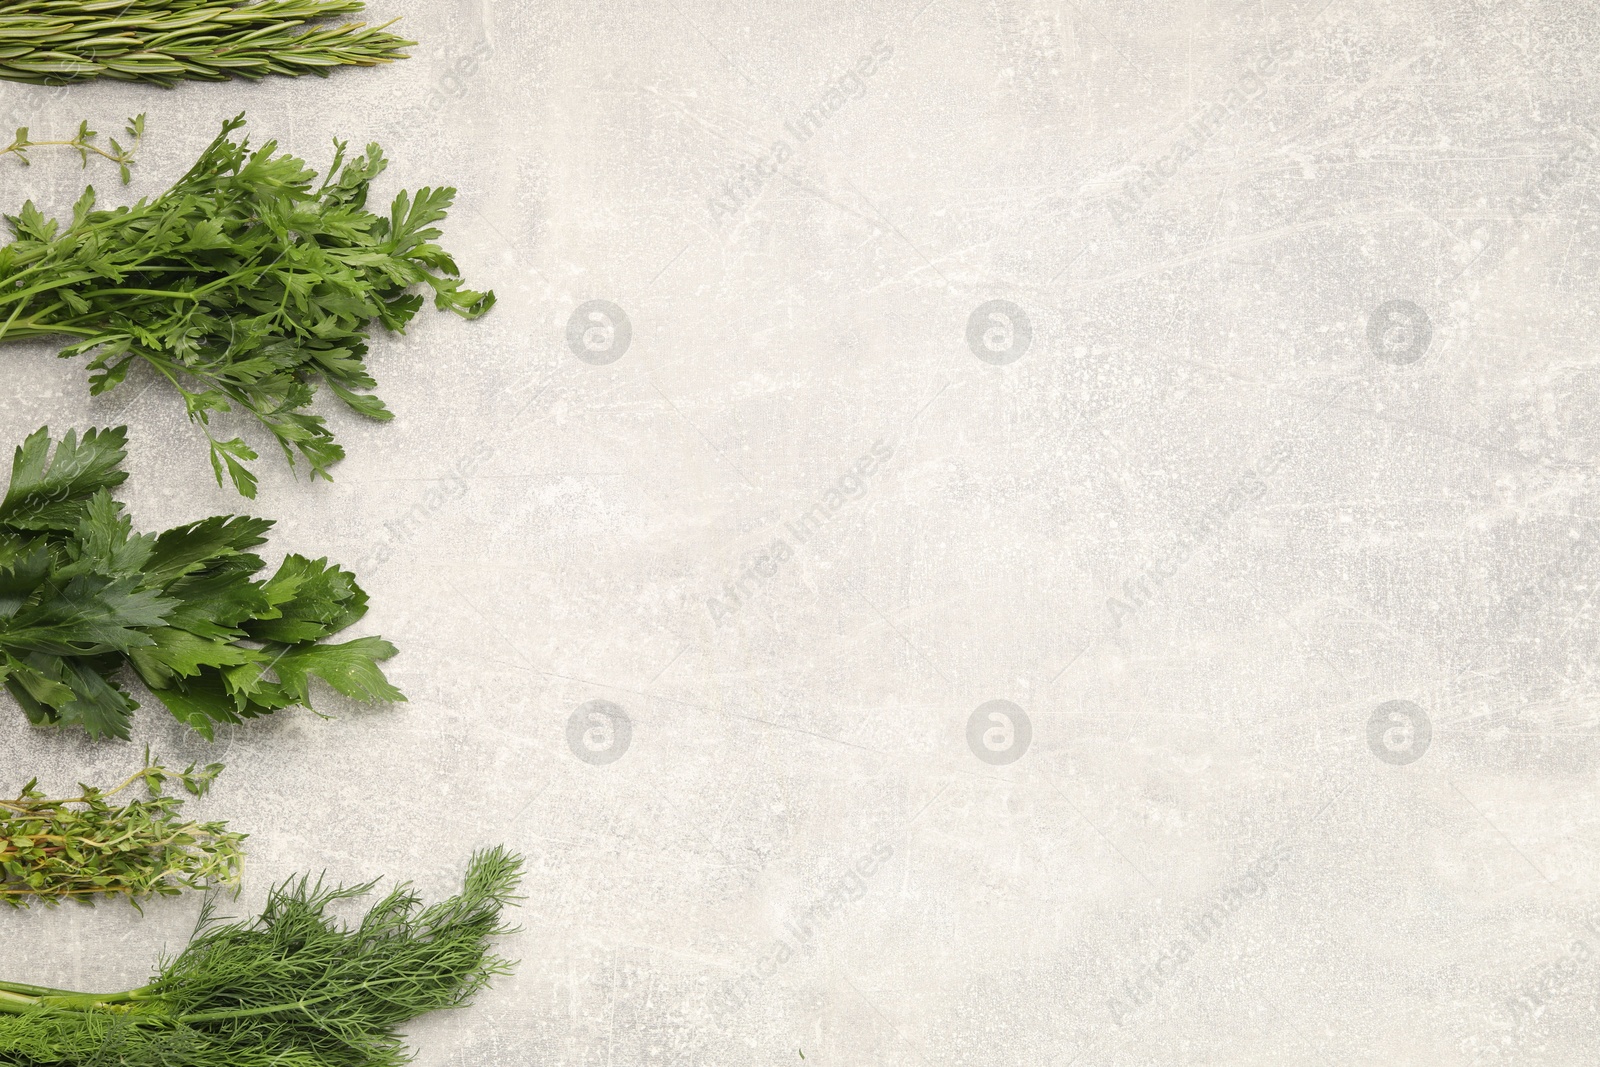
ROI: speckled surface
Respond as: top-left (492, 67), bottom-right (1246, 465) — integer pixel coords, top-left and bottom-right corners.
top-left (2, 0), bottom-right (1600, 1063)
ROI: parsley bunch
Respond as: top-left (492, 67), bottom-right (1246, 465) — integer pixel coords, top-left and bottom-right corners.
top-left (0, 847), bottom-right (522, 1067)
top-left (0, 113), bottom-right (494, 497)
top-left (2, 115), bottom-right (144, 183)
top-left (0, 425), bottom-right (404, 741)
top-left (0, 1), bottom-right (411, 86)
top-left (1, 754), bottom-right (244, 908)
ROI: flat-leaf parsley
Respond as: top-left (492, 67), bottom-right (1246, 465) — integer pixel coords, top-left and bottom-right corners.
top-left (0, 425), bottom-right (405, 740)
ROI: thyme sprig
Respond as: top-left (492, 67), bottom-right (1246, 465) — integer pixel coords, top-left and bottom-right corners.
top-left (0, 752), bottom-right (243, 907)
top-left (1, 114), bottom-right (144, 183)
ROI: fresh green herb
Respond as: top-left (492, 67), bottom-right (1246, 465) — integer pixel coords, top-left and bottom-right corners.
top-left (0, 847), bottom-right (522, 1067)
top-left (0, 424), bottom-right (404, 741)
top-left (2, 115), bottom-right (144, 183)
top-left (0, 113), bottom-right (494, 497)
top-left (0, 752), bottom-right (244, 907)
top-left (0, 1), bottom-right (411, 86)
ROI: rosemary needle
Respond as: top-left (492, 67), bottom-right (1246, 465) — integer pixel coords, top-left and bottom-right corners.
top-left (0, 1), bottom-right (413, 86)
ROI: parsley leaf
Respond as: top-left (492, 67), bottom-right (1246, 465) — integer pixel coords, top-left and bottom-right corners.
top-left (0, 114), bottom-right (494, 497)
top-left (0, 425), bottom-right (404, 741)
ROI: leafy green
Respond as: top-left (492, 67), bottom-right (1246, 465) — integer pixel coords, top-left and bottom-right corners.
top-left (0, 114), bottom-right (494, 496)
top-left (0, 2), bottom-right (410, 86)
top-left (0, 753), bottom-right (244, 907)
top-left (0, 848), bottom-right (522, 1067)
top-left (0, 425), bottom-right (405, 740)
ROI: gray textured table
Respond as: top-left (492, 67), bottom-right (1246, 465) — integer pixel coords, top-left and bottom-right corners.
top-left (2, 1), bottom-right (1597, 1063)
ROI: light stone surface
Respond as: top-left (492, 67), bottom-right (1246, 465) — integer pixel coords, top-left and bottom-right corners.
top-left (2, 0), bottom-right (1600, 1063)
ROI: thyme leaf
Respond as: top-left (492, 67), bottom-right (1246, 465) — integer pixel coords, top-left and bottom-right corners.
top-left (1, 115), bottom-right (144, 183)
top-left (0, 751), bottom-right (244, 907)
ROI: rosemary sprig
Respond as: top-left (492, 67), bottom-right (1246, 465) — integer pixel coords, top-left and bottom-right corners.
top-left (0, 113), bottom-right (493, 496)
top-left (0, 1), bottom-right (412, 86)
top-left (1, 114), bottom-right (144, 183)
top-left (0, 848), bottom-right (523, 1067)
top-left (0, 753), bottom-right (243, 908)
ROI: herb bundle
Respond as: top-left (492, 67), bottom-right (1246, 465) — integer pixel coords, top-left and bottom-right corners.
top-left (1, 754), bottom-right (243, 907)
top-left (0, 424), bottom-right (404, 741)
top-left (0, 1), bottom-right (411, 86)
top-left (0, 113), bottom-right (494, 497)
top-left (0, 847), bottom-right (522, 1066)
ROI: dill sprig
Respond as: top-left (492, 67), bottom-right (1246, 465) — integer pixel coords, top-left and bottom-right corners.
top-left (0, 847), bottom-right (523, 1067)
top-left (0, 113), bottom-right (494, 497)
top-left (0, 753), bottom-right (243, 908)
top-left (0, 1), bottom-right (412, 86)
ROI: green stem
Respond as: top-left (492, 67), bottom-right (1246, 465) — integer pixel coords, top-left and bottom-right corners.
top-left (0, 140), bottom-right (132, 168)
top-left (0, 989), bottom-right (35, 1014)
top-left (0, 300), bottom-right (22, 345)
top-left (176, 973), bottom-right (420, 1023)
top-left (0, 980), bottom-right (160, 1014)
top-left (0, 980), bottom-right (98, 998)
top-left (0, 322), bottom-right (101, 341)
